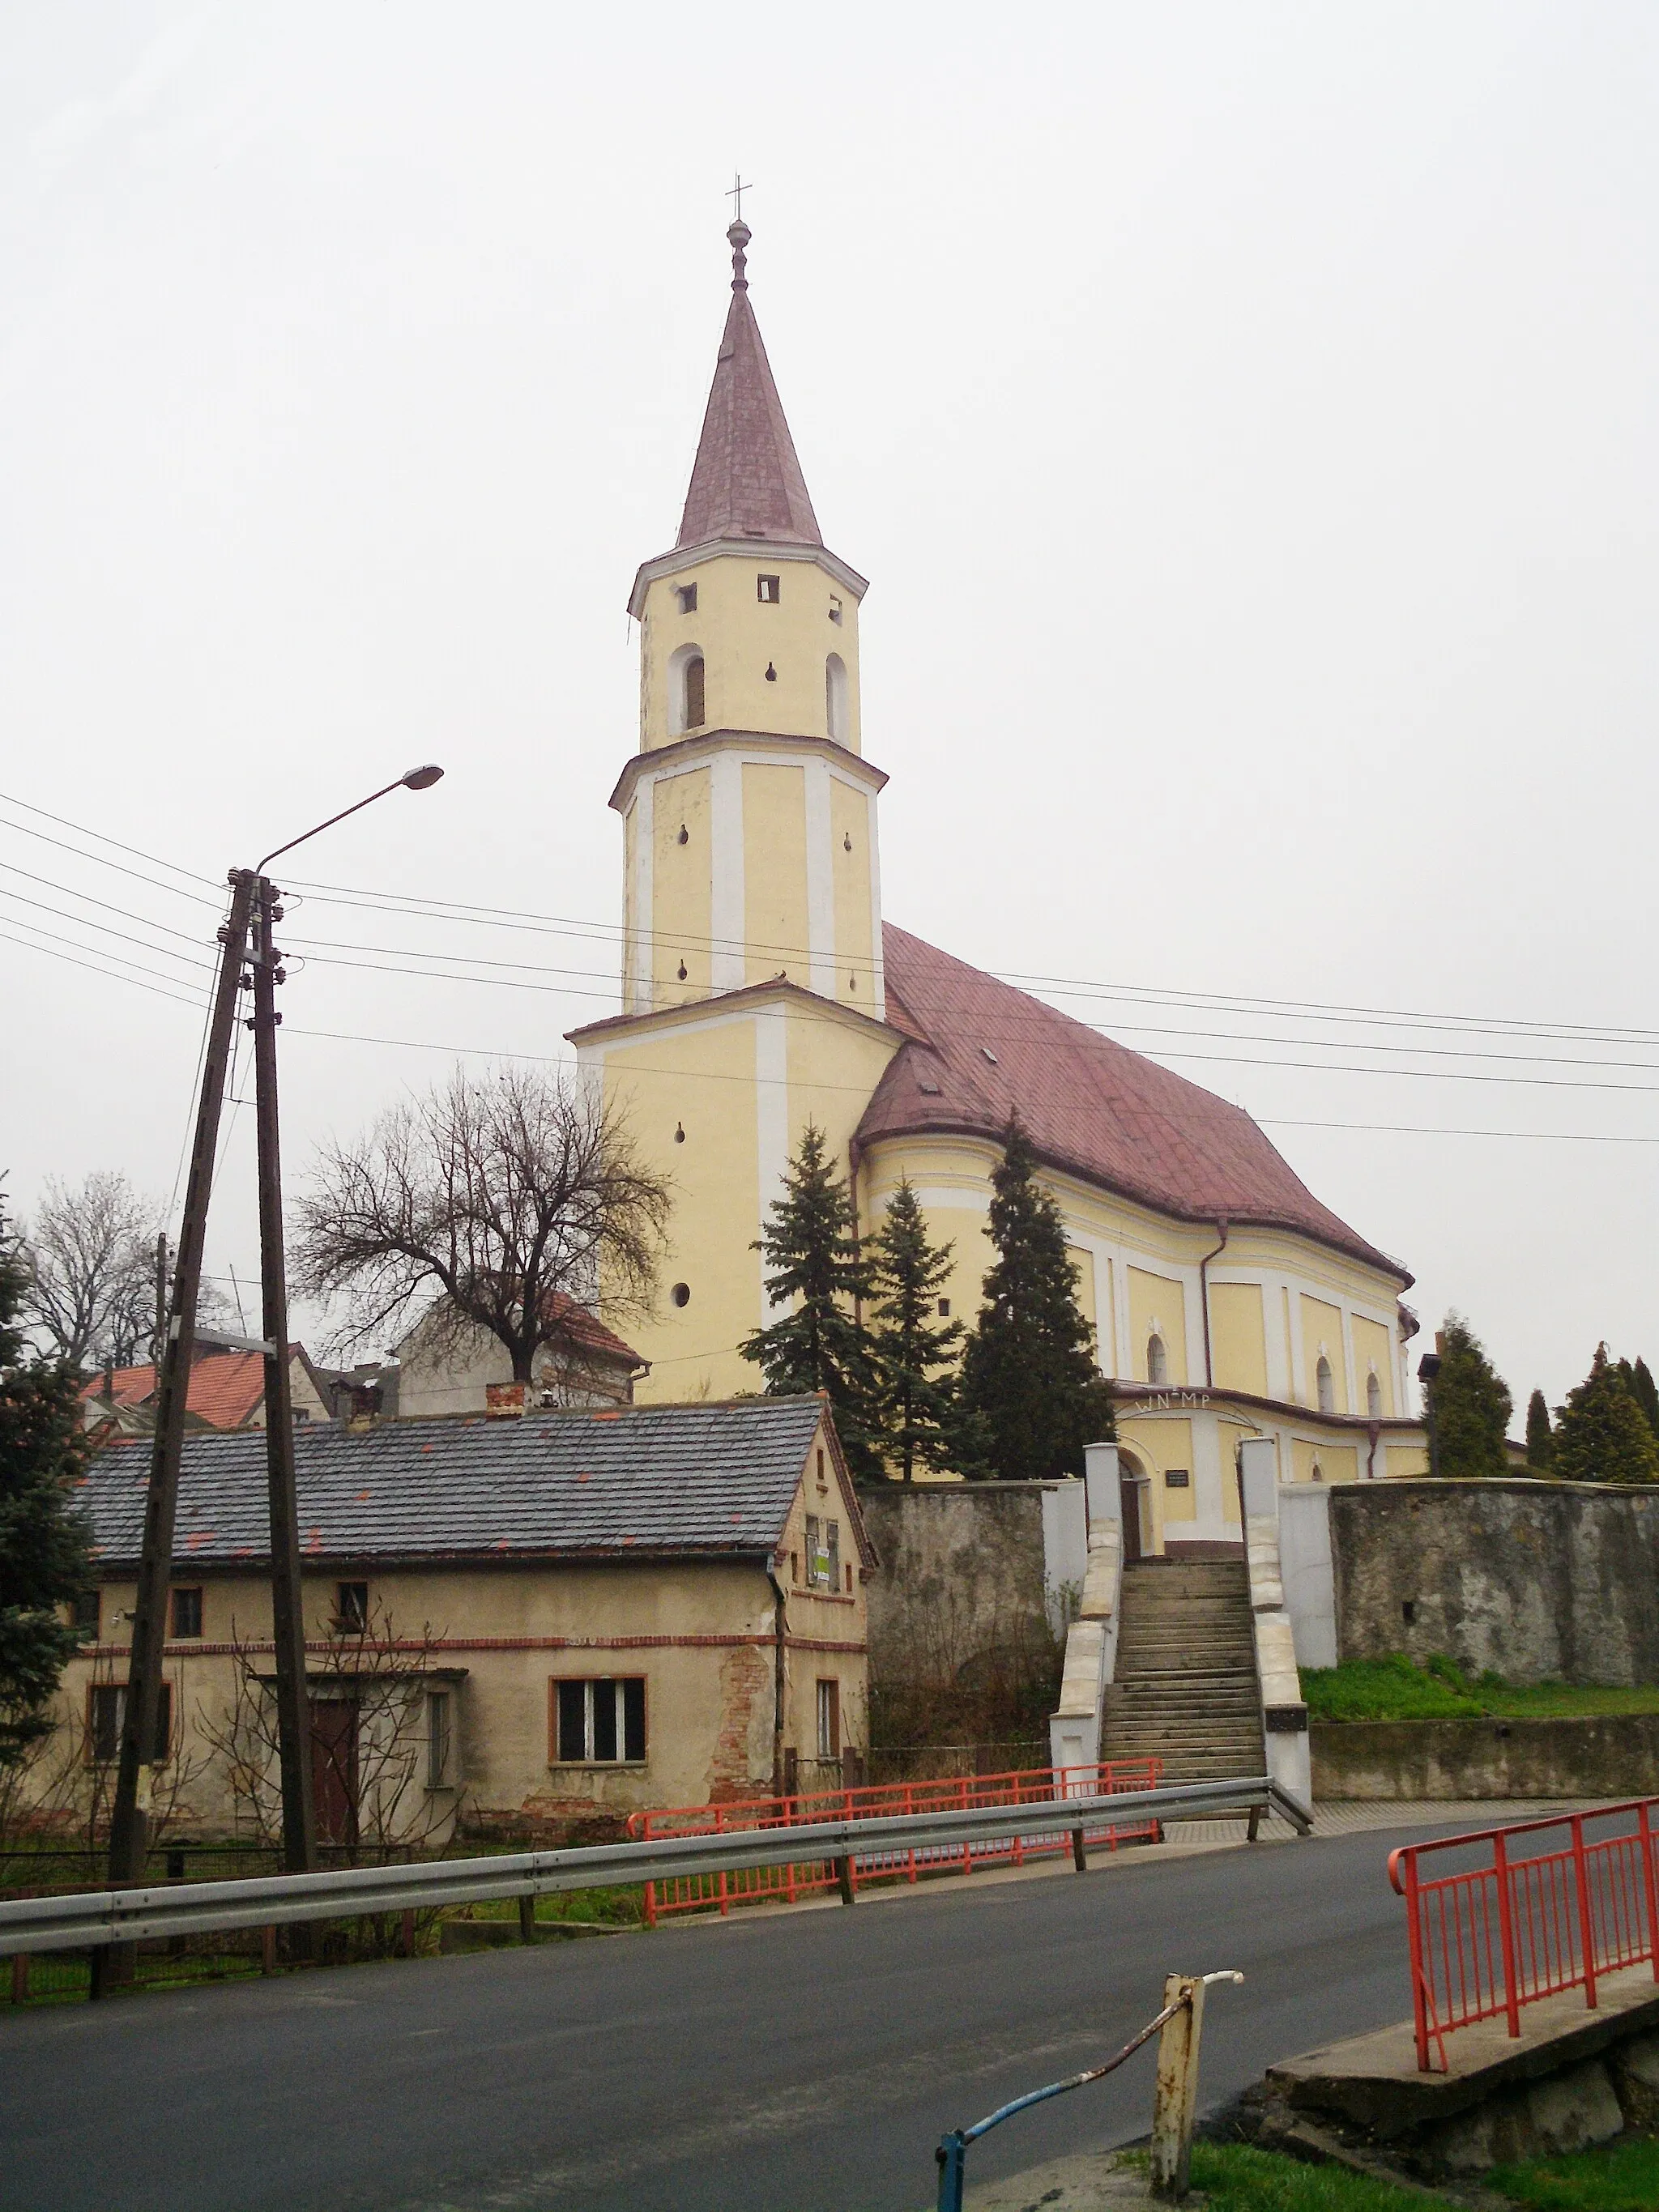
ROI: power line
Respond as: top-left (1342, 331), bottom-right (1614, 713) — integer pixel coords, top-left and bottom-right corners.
top-left (0, 787), bottom-right (221, 893)
top-left (0, 808), bottom-right (223, 910)
top-left (0, 924), bottom-right (207, 1010)
top-left (0, 885), bottom-right (215, 974)
top-left (0, 861), bottom-right (218, 949)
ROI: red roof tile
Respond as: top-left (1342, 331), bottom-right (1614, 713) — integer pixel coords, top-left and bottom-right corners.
top-left (539, 1290), bottom-right (645, 1370)
top-left (859, 925), bottom-right (1408, 1282)
top-left (676, 228), bottom-right (821, 552)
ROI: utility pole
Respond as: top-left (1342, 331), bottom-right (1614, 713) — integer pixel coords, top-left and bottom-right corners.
top-left (106, 873), bottom-right (257, 1908)
top-left (152, 1231), bottom-right (169, 1367)
top-left (252, 872), bottom-right (318, 1884)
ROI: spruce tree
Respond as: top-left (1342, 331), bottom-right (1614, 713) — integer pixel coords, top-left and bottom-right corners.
top-left (868, 1178), bottom-right (963, 1482)
top-left (739, 1123), bottom-right (881, 1477)
top-left (1554, 1344), bottom-right (1659, 1485)
top-left (0, 1196), bottom-right (92, 1770)
top-left (1425, 1314), bottom-right (1512, 1479)
top-left (1631, 1357), bottom-right (1659, 1443)
top-left (1525, 1387), bottom-right (1555, 1471)
top-left (957, 1122), bottom-right (1115, 1482)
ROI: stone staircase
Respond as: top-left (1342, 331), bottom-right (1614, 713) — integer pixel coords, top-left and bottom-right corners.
top-left (1101, 1558), bottom-right (1265, 1783)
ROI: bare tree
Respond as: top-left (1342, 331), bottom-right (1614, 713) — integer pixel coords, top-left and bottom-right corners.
top-left (291, 1062), bottom-right (671, 1381)
top-left (17, 1173), bottom-right (160, 1371)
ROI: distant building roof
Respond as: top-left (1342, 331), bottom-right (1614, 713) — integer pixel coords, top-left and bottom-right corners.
top-left (859, 924), bottom-right (1408, 1282)
top-left (78, 1348), bottom-right (273, 1431)
top-left (81, 1396), bottom-right (866, 1572)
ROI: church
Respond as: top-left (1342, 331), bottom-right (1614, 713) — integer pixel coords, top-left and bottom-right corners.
top-left (570, 219), bottom-right (1431, 1556)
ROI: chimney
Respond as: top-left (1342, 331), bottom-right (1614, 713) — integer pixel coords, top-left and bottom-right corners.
top-left (485, 1382), bottom-right (529, 1419)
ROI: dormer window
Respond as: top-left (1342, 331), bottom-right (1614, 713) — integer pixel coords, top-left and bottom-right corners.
top-left (757, 574), bottom-right (781, 604)
top-left (674, 582), bottom-right (698, 615)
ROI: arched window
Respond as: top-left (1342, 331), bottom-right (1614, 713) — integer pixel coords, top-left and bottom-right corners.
top-left (1147, 1333), bottom-right (1168, 1386)
top-left (1316, 1355), bottom-right (1336, 1414)
top-left (825, 652), bottom-right (848, 742)
top-left (1367, 1370), bottom-right (1383, 1418)
top-left (1311, 1459), bottom-right (1325, 1484)
top-left (668, 645), bottom-right (706, 736)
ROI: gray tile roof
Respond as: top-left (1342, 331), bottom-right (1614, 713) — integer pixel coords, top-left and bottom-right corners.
top-left (82, 1398), bottom-right (835, 1572)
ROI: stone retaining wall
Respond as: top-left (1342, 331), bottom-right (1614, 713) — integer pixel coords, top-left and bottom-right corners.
top-left (1312, 1714), bottom-right (1659, 1799)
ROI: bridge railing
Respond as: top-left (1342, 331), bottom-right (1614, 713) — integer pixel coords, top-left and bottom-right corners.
top-left (1388, 1796), bottom-right (1659, 2072)
top-left (625, 1758), bottom-right (1163, 1924)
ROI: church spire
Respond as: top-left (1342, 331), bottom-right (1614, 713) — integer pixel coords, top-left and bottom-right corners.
top-left (676, 221), bottom-right (822, 551)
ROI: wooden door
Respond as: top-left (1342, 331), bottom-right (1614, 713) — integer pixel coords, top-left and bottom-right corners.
top-left (309, 1698), bottom-right (359, 1848)
top-left (1120, 1469), bottom-right (1144, 1563)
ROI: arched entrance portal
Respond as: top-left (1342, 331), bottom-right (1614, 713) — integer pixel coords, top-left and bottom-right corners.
top-left (1117, 1447), bottom-right (1151, 1563)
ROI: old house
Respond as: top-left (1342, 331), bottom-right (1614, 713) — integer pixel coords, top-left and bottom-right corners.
top-left (78, 1335), bottom-right (330, 1433)
top-left (50, 1396), bottom-right (872, 1843)
top-left (393, 1291), bottom-right (646, 1421)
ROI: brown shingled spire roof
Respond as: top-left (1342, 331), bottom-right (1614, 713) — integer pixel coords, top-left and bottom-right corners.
top-left (676, 222), bottom-right (822, 551)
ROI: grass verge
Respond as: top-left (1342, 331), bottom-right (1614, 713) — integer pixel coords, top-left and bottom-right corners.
top-left (1488, 2136), bottom-right (1659, 2211)
top-left (1120, 2145), bottom-right (1451, 2210)
top-left (1300, 1653), bottom-right (1659, 1724)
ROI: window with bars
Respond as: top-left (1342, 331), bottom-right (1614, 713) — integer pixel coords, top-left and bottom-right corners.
top-left (89, 1682), bottom-right (172, 1765)
top-left (551, 1677), bottom-right (646, 1765)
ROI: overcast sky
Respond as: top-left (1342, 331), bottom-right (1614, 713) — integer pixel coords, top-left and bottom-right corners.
top-left (3, 2), bottom-right (1656, 1417)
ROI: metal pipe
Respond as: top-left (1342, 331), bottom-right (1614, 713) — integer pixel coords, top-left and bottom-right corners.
top-left (1197, 1219), bottom-right (1229, 1387)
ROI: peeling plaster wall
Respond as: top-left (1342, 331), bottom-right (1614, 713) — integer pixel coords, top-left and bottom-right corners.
top-left (1330, 1481), bottom-right (1659, 1686)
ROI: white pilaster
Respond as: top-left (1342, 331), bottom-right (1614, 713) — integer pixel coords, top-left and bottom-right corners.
top-left (865, 787), bottom-right (885, 1010)
top-left (710, 754), bottom-right (745, 992)
top-left (629, 779), bottom-right (654, 1012)
top-left (755, 1004), bottom-right (789, 1315)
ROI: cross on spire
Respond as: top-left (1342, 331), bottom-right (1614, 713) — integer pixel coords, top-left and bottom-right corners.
top-left (727, 171), bottom-right (751, 224)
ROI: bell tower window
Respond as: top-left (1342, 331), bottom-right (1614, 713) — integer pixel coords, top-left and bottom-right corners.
top-left (1316, 1354), bottom-right (1336, 1414)
top-left (825, 653), bottom-right (848, 743)
top-left (757, 573), bottom-right (781, 603)
top-left (674, 582), bottom-right (697, 614)
top-left (668, 645), bottom-right (706, 736)
top-left (1146, 1333), bottom-right (1168, 1386)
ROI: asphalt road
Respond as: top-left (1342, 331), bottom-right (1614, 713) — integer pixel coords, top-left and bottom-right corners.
top-left (0, 1823), bottom-right (1435, 2212)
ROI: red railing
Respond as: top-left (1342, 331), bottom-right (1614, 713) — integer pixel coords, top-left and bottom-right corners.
top-left (627, 1759), bottom-right (1163, 1926)
top-left (1389, 1798), bottom-right (1659, 2071)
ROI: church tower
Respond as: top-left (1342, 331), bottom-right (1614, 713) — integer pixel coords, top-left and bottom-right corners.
top-left (617, 219), bottom-right (885, 1016)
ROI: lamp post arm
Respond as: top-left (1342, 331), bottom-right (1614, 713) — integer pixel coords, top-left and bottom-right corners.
top-left (256, 777), bottom-right (407, 876)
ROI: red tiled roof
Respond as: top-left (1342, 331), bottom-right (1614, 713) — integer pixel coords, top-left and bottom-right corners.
top-left (859, 925), bottom-right (1408, 1282)
top-left (78, 1349), bottom-right (269, 1430)
top-left (676, 236), bottom-right (821, 552)
top-left (539, 1291), bottom-right (645, 1370)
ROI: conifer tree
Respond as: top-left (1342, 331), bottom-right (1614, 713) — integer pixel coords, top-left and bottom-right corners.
top-left (1525, 1387), bottom-right (1555, 1471)
top-left (739, 1123), bottom-right (881, 1477)
top-left (957, 1122), bottom-right (1115, 1482)
top-left (0, 1196), bottom-right (92, 1769)
top-left (868, 1179), bottom-right (963, 1483)
top-left (1631, 1357), bottom-right (1659, 1443)
top-left (1554, 1344), bottom-right (1659, 1485)
top-left (1424, 1314), bottom-right (1512, 1479)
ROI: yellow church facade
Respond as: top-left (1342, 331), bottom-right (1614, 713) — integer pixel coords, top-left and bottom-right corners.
top-left (573, 218), bottom-right (1430, 1554)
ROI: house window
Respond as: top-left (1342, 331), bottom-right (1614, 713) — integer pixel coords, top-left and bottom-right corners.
top-left (71, 1589), bottom-right (100, 1643)
top-left (816, 1679), bottom-right (840, 1761)
top-left (426, 1691), bottom-right (454, 1789)
top-left (757, 573), bottom-right (781, 603)
top-left (1367, 1370), bottom-right (1383, 1418)
top-left (804, 1516), bottom-right (838, 1589)
top-left (170, 1587), bottom-right (203, 1639)
top-left (1147, 1333), bottom-right (1169, 1386)
top-left (825, 652), bottom-right (848, 741)
top-left (552, 1677), bottom-right (646, 1765)
top-left (674, 582), bottom-right (697, 614)
top-left (937, 1298), bottom-right (951, 1318)
top-left (89, 1682), bottom-right (172, 1765)
top-left (1316, 1356), bottom-right (1336, 1415)
top-left (335, 1582), bottom-right (369, 1633)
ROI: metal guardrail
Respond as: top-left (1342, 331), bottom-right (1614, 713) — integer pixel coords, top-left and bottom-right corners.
top-left (0, 1775), bottom-right (1310, 1958)
top-left (1388, 1796), bottom-right (1659, 2072)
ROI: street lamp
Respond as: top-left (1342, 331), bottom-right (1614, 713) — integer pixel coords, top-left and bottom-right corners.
top-left (106, 767), bottom-right (446, 1944)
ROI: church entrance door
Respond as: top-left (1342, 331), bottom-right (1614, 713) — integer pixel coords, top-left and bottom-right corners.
top-left (1120, 1465), bottom-right (1145, 1563)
